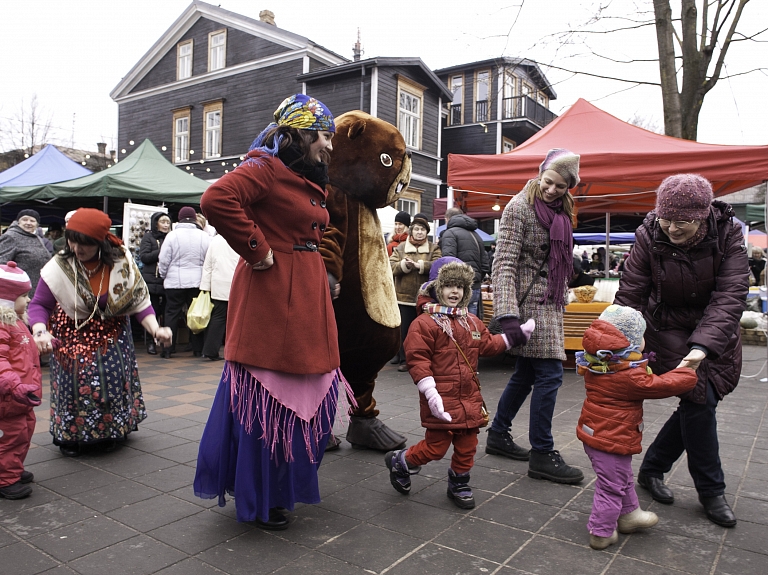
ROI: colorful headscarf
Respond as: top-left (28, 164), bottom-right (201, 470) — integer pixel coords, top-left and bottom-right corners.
top-left (273, 94), bottom-right (335, 132)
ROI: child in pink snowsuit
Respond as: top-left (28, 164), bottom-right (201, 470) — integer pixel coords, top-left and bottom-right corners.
top-left (0, 262), bottom-right (42, 500)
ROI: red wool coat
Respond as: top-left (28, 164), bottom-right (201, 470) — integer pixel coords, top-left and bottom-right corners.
top-left (576, 320), bottom-right (698, 455)
top-left (405, 311), bottom-right (507, 430)
top-left (200, 151), bottom-right (339, 374)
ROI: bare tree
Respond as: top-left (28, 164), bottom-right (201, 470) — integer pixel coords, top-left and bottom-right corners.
top-left (627, 112), bottom-right (663, 133)
top-left (0, 94), bottom-right (54, 156)
top-left (533, 0), bottom-right (766, 140)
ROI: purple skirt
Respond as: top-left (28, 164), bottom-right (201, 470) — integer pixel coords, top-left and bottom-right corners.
top-left (194, 362), bottom-right (337, 523)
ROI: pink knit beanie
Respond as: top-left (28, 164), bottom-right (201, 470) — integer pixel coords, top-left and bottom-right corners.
top-left (655, 174), bottom-right (713, 221)
top-left (539, 148), bottom-right (580, 189)
top-left (0, 262), bottom-right (31, 301)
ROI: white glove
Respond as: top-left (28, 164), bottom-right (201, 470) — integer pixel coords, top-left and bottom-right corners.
top-left (416, 377), bottom-right (452, 422)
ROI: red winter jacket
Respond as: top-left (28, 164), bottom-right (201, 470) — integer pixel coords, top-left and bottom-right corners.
top-left (614, 201), bottom-right (749, 404)
top-left (576, 320), bottom-right (698, 455)
top-left (387, 232), bottom-right (408, 256)
top-left (405, 308), bottom-right (507, 430)
top-left (0, 313), bottom-right (42, 420)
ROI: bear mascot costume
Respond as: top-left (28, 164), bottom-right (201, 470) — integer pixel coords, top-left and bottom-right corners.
top-left (320, 111), bottom-right (411, 451)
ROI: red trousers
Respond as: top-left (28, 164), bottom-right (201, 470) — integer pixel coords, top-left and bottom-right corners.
top-left (0, 408), bottom-right (35, 487)
top-left (405, 428), bottom-right (479, 474)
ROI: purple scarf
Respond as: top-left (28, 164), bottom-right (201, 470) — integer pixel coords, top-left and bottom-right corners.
top-left (534, 196), bottom-right (573, 309)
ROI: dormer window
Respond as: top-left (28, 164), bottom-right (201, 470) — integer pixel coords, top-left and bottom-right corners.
top-left (177, 40), bottom-right (193, 80)
top-left (208, 30), bottom-right (227, 72)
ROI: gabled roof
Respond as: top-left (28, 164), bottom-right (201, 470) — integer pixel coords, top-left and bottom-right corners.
top-left (111, 1), bottom-right (347, 102)
top-left (0, 145), bottom-right (92, 188)
top-left (298, 57), bottom-right (454, 101)
top-left (435, 57), bottom-right (556, 100)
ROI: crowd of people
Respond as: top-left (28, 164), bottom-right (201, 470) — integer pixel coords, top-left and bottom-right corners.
top-left (0, 95), bottom-right (750, 552)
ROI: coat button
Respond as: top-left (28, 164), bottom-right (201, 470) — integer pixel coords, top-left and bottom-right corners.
top-left (320, 201), bottom-right (326, 208)
top-left (310, 199), bottom-right (316, 206)
top-left (540, 244), bottom-right (548, 251)
top-left (691, 293), bottom-right (696, 297)
top-left (312, 222), bottom-right (318, 229)
top-left (249, 239), bottom-right (257, 249)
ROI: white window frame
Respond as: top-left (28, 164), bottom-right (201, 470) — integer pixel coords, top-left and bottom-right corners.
top-left (502, 137), bottom-right (516, 153)
top-left (396, 187), bottom-right (423, 216)
top-left (397, 77), bottom-right (424, 150)
top-left (172, 108), bottom-right (191, 163)
top-left (475, 69), bottom-right (491, 123)
top-left (449, 74), bottom-right (463, 125)
top-left (177, 40), bottom-right (193, 81)
top-left (208, 29), bottom-right (227, 72)
top-left (203, 101), bottom-right (223, 159)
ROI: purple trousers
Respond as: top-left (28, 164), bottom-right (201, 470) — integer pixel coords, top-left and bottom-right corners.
top-left (584, 444), bottom-right (640, 536)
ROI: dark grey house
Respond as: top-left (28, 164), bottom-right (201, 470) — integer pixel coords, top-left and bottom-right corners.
top-left (110, 2), bottom-right (346, 181)
top-left (299, 58), bottom-right (452, 218)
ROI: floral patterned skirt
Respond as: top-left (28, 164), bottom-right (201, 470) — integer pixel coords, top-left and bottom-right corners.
top-left (49, 311), bottom-right (146, 445)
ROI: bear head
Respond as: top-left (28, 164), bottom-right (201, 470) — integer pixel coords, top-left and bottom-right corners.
top-left (327, 111), bottom-right (412, 209)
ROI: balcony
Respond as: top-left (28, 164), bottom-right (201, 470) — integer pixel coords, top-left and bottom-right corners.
top-left (502, 95), bottom-right (556, 127)
top-left (450, 104), bottom-right (462, 126)
top-left (475, 100), bottom-right (489, 123)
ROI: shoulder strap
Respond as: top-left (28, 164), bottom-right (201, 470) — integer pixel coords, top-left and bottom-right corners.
top-left (451, 336), bottom-right (481, 391)
top-left (519, 245), bottom-right (550, 307)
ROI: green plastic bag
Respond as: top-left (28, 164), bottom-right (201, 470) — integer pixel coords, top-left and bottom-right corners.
top-left (187, 291), bottom-right (213, 334)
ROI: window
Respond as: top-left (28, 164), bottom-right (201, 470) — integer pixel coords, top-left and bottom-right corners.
top-left (203, 101), bottom-right (223, 158)
top-left (172, 108), bottom-right (191, 163)
top-left (449, 75), bottom-right (463, 125)
top-left (396, 187), bottom-right (423, 216)
top-left (475, 69), bottom-right (491, 122)
top-left (208, 30), bottom-right (227, 72)
top-left (502, 138), bottom-right (515, 153)
top-left (537, 92), bottom-right (548, 107)
top-left (397, 78), bottom-right (424, 149)
top-left (503, 71), bottom-right (517, 118)
top-left (177, 40), bottom-right (193, 80)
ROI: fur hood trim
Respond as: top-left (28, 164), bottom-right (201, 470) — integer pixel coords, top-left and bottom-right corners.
top-left (0, 304), bottom-right (20, 326)
top-left (403, 238), bottom-right (432, 254)
top-left (434, 262), bottom-right (474, 308)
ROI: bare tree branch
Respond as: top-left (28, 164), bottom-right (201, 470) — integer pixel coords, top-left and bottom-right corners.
top-left (537, 61), bottom-right (662, 85)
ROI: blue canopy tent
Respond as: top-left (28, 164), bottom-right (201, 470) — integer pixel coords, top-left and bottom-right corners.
top-left (573, 232), bottom-right (635, 244)
top-left (0, 144), bottom-right (92, 187)
top-left (435, 224), bottom-right (495, 244)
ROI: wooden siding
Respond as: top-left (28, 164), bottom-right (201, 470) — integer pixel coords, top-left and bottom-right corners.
top-left (131, 17), bottom-right (290, 94)
top-left (440, 126), bottom-right (496, 181)
top-left (119, 60), bottom-right (306, 178)
top-left (305, 72), bottom-right (371, 116)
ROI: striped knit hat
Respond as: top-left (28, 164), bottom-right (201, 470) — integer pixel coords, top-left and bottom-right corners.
top-left (0, 261), bottom-right (31, 302)
top-left (655, 174), bottom-right (713, 221)
top-left (539, 148), bottom-right (580, 189)
top-left (598, 305), bottom-right (646, 349)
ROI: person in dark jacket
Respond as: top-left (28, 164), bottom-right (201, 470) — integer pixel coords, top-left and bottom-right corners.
top-left (386, 211), bottom-right (411, 256)
top-left (438, 208), bottom-right (490, 320)
top-left (614, 174), bottom-right (748, 528)
top-left (748, 247), bottom-right (765, 286)
top-left (0, 209), bottom-right (52, 297)
top-left (139, 212), bottom-right (171, 354)
top-left (569, 255), bottom-right (595, 288)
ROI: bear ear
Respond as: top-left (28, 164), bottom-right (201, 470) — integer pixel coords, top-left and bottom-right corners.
top-left (346, 118), bottom-right (367, 140)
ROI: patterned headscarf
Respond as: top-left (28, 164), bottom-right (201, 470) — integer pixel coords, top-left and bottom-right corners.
top-left (273, 94), bottom-right (335, 132)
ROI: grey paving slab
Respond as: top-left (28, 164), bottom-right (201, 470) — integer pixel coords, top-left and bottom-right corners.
top-left (317, 523), bottom-right (422, 572)
top-left (67, 534), bottom-right (187, 575)
top-left (106, 494), bottom-right (203, 532)
top-left (431, 516), bottom-right (532, 564)
top-left (146, 508), bottom-right (251, 554)
top-left (28, 515), bottom-right (137, 561)
top-left (506, 536), bottom-right (613, 575)
top-left (197, 530), bottom-right (308, 575)
top-left (385, 542), bottom-right (501, 575)
top-left (68, 479), bottom-right (162, 514)
top-left (273, 551), bottom-right (372, 575)
top-left (0, 541), bottom-right (59, 575)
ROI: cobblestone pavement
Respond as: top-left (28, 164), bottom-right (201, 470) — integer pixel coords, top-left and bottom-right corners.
top-left (2, 343), bottom-right (767, 575)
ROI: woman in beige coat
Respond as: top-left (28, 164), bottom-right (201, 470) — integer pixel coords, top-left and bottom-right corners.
top-left (390, 213), bottom-right (441, 371)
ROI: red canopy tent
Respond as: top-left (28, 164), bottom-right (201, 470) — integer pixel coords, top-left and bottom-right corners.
top-left (441, 98), bottom-right (768, 217)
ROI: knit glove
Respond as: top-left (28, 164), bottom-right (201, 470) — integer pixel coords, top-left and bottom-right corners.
top-left (11, 382), bottom-right (41, 407)
top-left (498, 317), bottom-right (535, 348)
top-left (416, 377), bottom-right (452, 422)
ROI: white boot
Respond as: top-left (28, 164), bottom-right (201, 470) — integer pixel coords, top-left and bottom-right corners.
top-left (589, 529), bottom-right (618, 550)
top-left (618, 508), bottom-right (659, 534)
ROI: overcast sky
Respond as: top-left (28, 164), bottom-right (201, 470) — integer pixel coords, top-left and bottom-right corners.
top-left (2, 0), bottom-right (766, 154)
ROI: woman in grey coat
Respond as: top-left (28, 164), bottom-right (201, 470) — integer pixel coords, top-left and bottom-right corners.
top-left (486, 149), bottom-right (584, 484)
top-left (0, 209), bottom-right (52, 297)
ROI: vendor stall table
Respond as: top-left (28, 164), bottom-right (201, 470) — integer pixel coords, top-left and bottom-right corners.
top-left (563, 302), bottom-right (611, 350)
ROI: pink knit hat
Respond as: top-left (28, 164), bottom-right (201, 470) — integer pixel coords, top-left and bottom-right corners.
top-left (655, 174), bottom-right (713, 221)
top-left (539, 148), bottom-right (580, 189)
top-left (0, 262), bottom-right (31, 301)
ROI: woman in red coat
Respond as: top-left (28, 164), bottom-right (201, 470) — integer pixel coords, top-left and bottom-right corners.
top-left (194, 95), bottom-right (347, 530)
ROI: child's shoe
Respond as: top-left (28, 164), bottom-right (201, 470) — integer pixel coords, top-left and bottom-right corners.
top-left (0, 480), bottom-right (33, 500)
top-left (20, 471), bottom-right (34, 484)
top-left (447, 468), bottom-right (475, 509)
top-left (384, 449), bottom-right (420, 494)
top-left (589, 529), bottom-right (618, 550)
top-left (617, 508), bottom-right (659, 533)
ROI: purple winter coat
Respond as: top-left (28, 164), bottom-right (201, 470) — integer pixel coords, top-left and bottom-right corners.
top-left (614, 200), bottom-right (748, 404)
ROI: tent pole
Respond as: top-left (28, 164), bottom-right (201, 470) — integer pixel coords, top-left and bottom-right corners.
top-left (447, 186), bottom-right (454, 210)
top-left (604, 212), bottom-right (610, 279)
top-left (103, 196), bottom-right (108, 214)
top-left (763, 180), bottom-right (768, 382)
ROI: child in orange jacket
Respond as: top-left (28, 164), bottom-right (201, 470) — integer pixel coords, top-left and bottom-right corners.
top-left (576, 305), bottom-right (697, 549)
top-left (0, 262), bottom-right (42, 500)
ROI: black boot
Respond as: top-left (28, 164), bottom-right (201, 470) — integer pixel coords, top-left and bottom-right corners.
top-left (447, 468), bottom-right (475, 509)
top-left (528, 450), bottom-right (584, 484)
top-left (147, 342), bottom-right (157, 355)
top-left (485, 429), bottom-right (530, 460)
top-left (0, 480), bottom-right (32, 500)
top-left (700, 494), bottom-right (737, 527)
top-left (346, 416), bottom-right (406, 451)
top-left (636, 471), bottom-right (674, 504)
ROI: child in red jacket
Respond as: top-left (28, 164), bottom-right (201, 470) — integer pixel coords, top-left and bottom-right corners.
top-left (385, 258), bottom-right (515, 508)
top-left (576, 305), bottom-right (697, 549)
top-left (0, 262), bottom-right (42, 500)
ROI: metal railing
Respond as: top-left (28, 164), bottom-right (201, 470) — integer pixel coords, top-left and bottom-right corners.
top-left (502, 96), bottom-right (556, 127)
top-left (450, 104), bottom-right (462, 126)
top-left (475, 100), bottom-right (489, 122)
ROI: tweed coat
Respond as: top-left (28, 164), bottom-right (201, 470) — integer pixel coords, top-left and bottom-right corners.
top-left (492, 185), bottom-right (568, 360)
top-left (614, 201), bottom-right (748, 404)
top-left (200, 150), bottom-right (339, 375)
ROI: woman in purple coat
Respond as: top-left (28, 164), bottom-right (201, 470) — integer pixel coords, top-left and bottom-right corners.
top-left (614, 174), bottom-right (748, 528)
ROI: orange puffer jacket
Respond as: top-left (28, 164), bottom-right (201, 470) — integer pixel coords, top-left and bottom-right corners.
top-left (576, 320), bottom-right (697, 455)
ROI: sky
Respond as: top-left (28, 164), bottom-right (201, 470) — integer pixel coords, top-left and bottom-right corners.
top-left (1, 0), bottom-right (766, 154)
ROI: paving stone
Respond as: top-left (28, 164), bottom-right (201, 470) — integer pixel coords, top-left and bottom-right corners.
top-left (166, 486), bottom-right (219, 509)
top-left (197, 529), bottom-right (307, 575)
top-left (732, 495), bottom-right (768, 525)
top-left (37, 567), bottom-right (80, 575)
top-left (0, 541), bottom-right (58, 575)
top-left (620, 529), bottom-right (718, 573)
top-left (23, 446), bottom-right (61, 465)
top-left (0, 485), bottom-right (60, 514)
top-left (39, 467), bottom-right (120, 497)
top-left (603, 555), bottom-right (691, 574)
top-left (501, 475), bottom-right (584, 507)
top-left (147, 508), bottom-right (251, 554)
top-left (723, 518), bottom-right (768, 554)
top-left (141, 417), bottom-right (200, 433)
top-left (510, 535), bottom-right (612, 574)
top-left (470, 493), bottom-right (557, 531)
top-left (132, 463), bottom-right (196, 492)
top-left (151, 442), bottom-right (201, 464)
top-left (432, 516), bottom-right (532, 564)
top-left (539, 508), bottom-right (592, 545)
top-left (0, 527), bottom-right (17, 548)
top-left (107, 493), bottom-right (203, 532)
top-left (29, 514), bottom-right (137, 561)
top-left (318, 523), bottom-right (422, 572)
top-left (368, 500), bottom-right (456, 541)
top-left (23, 457), bottom-right (89, 483)
top-left (317, 484), bottom-right (402, 521)
top-left (273, 551), bottom-right (373, 574)
top-left (386, 542), bottom-right (502, 575)
top-left (154, 558), bottom-right (230, 575)
top-left (69, 479), bottom-right (162, 513)
top-left (122, 433), bottom-right (191, 454)
top-left (167, 424), bottom-right (206, 442)
top-left (96, 452), bottom-right (178, 480)
top-left (715, 545), bottom-right (768, 575)
top-left (68, 534), bottom-right (186, 575)
top-left (273, 505), bottom-right (361, 549)
top-left (0, 498), bottom-right (97, 539)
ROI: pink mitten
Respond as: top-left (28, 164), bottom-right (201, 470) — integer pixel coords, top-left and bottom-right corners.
top-left (11, 383), bottom-right (41, 407)
top-left (416, 377), bottom-right (452, 422)
top-left (520, 319), bottom-right (536, 339)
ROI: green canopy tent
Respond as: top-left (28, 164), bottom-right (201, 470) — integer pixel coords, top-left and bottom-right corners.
top-left (0, 139), bottom-right (209, 205)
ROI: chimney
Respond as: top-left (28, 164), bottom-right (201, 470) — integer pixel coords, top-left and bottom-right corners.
top-left (259, 10), bottom-right (276, 26)
top-left (97, 142), bottom-right (107, 155)
top-left (109, 150), bottom-right (116, 162)
top-left (353, 28), bottom-right (363, 62)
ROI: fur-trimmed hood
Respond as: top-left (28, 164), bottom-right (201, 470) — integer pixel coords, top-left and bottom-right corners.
top-left (417, 258), bottom-right (474, 309)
